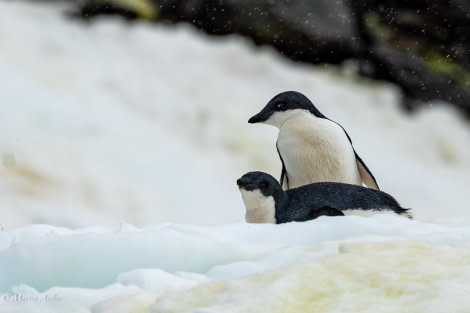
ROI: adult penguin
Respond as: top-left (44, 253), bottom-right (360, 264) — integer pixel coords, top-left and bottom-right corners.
top-left (249, 91), bottom-right (379, 190)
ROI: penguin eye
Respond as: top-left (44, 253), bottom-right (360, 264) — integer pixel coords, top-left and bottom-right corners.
top-left (260, 181), bottom-right (269, 189)
top-left (276, 102), bottom-right (286, 111)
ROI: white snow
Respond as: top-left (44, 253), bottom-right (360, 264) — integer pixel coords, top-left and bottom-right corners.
top-left (1, 216), bottom-right (470, 312)
top-left (1, 1), bottom-right (470, 313)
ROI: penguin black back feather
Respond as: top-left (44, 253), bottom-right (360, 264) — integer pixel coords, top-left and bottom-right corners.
top-left (275, 181), bottom-right (410, 223)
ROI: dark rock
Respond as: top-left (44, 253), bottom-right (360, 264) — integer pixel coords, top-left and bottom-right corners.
top-left (70, 1), bottom-right (138, 20)
top-left (350, 0), bottom-right (470, 116)
top-left (68, 0), bottom-right (157, 20)
top-left (158, 0), bottom-right (360, 64)
top-left (69, 0), bottom-right (470, 118)
top-left (357, 44), bottom-right (470, 113)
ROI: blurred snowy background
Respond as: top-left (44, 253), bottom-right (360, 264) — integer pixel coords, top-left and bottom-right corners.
top-left (1, 2), bottom-right (470, 312)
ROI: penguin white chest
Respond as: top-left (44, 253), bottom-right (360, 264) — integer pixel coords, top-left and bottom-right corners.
top-left (238, 189), bottom-right (276, 224)
top-left (277, 112), bottom-right (360, 188)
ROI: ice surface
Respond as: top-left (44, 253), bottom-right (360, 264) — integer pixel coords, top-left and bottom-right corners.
top-left (1, 216), bottom-right (470, 312)
top-left (1, 1), bottom-right (470, 313)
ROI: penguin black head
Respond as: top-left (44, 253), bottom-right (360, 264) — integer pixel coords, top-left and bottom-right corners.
top-left (237, 171), bottom-right (280, 197)
top-left (237, 171), bottom-right (285, 223)
top-left (248, 91), bottom-right (326, 127)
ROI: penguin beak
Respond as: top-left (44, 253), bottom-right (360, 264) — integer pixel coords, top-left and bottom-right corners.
top-left (248, 109), bottom-right (271, 124)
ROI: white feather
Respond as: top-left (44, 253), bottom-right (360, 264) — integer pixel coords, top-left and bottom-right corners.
top-left (238, 189), bottom-right (276, 224)
top-left (269, 110), bottom-right (361, 189)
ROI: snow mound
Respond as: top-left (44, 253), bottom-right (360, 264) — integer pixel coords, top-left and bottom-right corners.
top-left (147, 242), bottom-right (470, 313)
top-left (1, 216), bottom-right (470, 312)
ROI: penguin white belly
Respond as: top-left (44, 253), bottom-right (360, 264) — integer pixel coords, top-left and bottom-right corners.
top-left (277, 113), bottom-right (361, 188)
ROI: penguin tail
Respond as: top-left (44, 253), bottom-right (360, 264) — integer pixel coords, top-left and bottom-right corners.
top-left (398, 208), bottom-right (413, 219)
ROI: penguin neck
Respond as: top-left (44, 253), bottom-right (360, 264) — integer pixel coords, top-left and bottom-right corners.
top-left (264, 109), bottom-right (312, 129)
top-left (240, 189), bottom-right (277, 224)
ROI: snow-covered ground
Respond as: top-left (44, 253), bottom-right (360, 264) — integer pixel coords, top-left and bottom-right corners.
top-left (2, 217), bottom-right (470, 313)
top-left (1, 1), bottom-right (470, 312)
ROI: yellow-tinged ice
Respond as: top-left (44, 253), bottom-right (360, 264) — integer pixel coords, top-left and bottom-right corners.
top-left (148, 241), bottom-right (470, 313)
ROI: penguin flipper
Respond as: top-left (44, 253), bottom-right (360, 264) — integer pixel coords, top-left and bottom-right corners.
top-left (280, 164), bottom-right (288, 189)
top-left (355, 153), bottom-right (380, 190)
top-left (335, 121), bottom-right (380, 190)
top-left (307, 206), bottom-right (345, 220)
top-left (276, 144), bottom-right (289, 189)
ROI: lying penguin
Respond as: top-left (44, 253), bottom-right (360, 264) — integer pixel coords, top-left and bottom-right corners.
top-left (249, 91), bottom-right (379, 190)
top-left (237, 171), bottom-right (411, 224)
